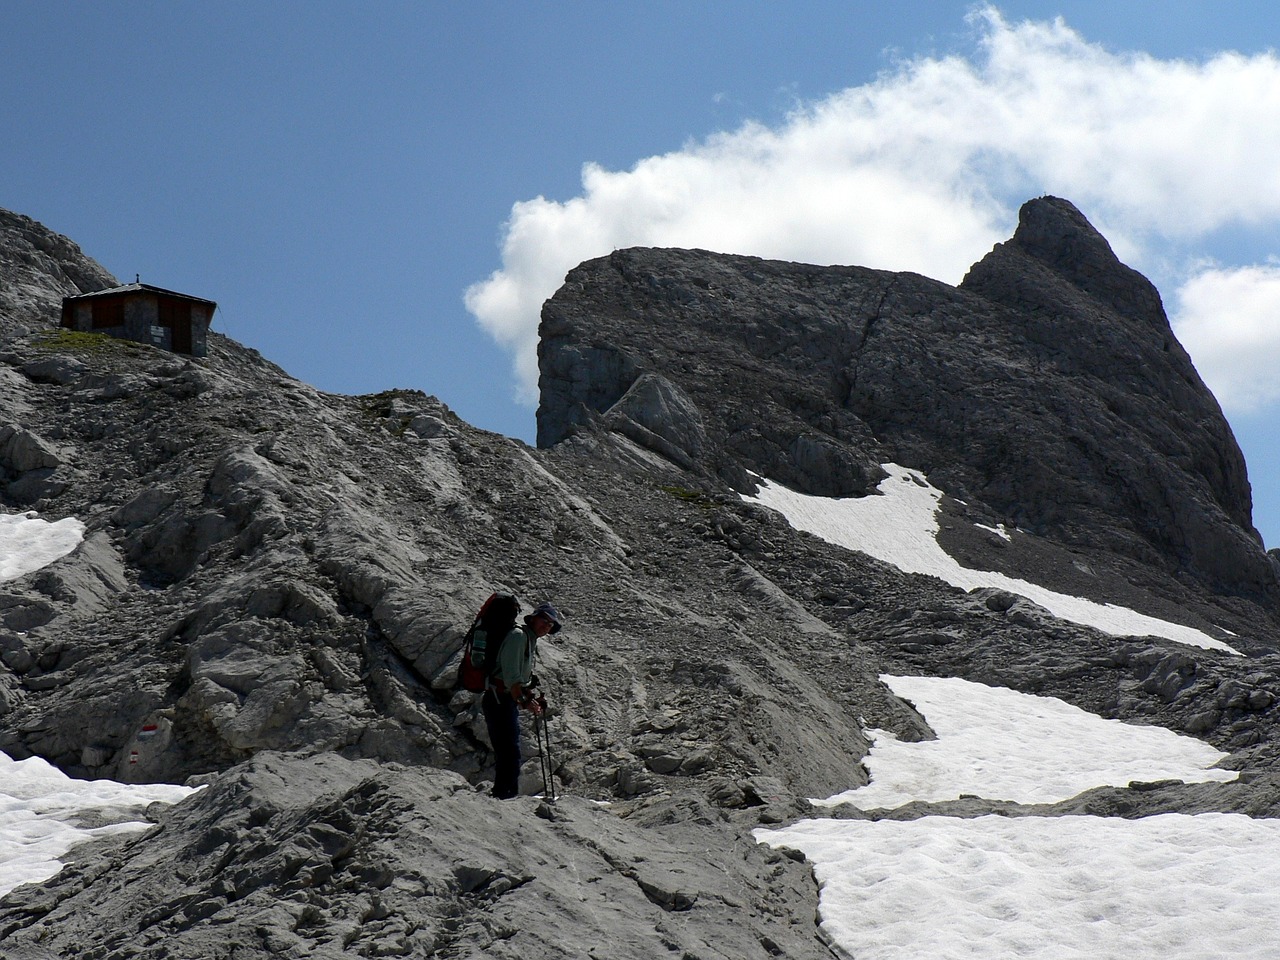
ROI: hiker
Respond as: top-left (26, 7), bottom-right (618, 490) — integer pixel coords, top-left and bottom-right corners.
top-left (482, 601), bottom-right (562, 799)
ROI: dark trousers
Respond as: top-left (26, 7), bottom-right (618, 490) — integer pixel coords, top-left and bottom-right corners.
top-left (482, 689), bottom-right (522, 799)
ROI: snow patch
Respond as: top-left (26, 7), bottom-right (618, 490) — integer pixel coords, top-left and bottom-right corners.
top-left (0, 508), bottom-right (199, 898)
top-left (975, 521), bottom-right (1012, 541)
top-left (746, 464), bottom-right (1239, 654)
top-left (758, 676), bottom-right (1264, 959)
top-left (818, 675), bottom-right (1235, 809)
top-left (0, 753), bottom-right (202, 897)
top-left (0, 511), bottom-right (84, 581)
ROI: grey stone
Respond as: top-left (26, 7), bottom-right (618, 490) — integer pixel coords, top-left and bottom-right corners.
top-left (21, 354), bottom-right (88, 385)
top-left (601, 372), bottom-right (708, 470)
top-left (0, 424), bottom-right (61, 473)
top-left (2, 200), bottom-right (1280, 959)
top-left (112, 485), bottom-right (178, 529)
top-left (642, 752), bottom-right (684, 774)
top-left (0, 595), bottom-right (56, 632)
top-left (539, 198), bottom-right (1277, 607)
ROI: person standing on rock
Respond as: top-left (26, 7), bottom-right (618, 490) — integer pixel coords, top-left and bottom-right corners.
top-left (483, 601), bottom-right (563, 799)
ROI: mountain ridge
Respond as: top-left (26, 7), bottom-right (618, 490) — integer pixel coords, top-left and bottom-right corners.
top-left (1, 201), bottom-right (1278, 958)
top-left (539, 197), bottom-right (1277, 615)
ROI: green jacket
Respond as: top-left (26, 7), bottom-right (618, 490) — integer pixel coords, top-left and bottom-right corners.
top-left (493, 624), bottom-right (537, 692)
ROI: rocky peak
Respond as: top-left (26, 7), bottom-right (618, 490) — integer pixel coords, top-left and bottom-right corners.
top-left (5, 205), bottom-right (1280, 959)
top-left (962, 195), bottom-right (1166, 329)
top-left (538, 199), bottom-right (1276, 609)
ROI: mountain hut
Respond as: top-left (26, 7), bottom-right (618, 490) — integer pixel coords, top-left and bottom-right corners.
top-left (60, 283), bottom-right (216, 357)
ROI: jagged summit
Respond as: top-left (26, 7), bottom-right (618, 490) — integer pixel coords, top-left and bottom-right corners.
top-left (964, 195), bottom-right (1167, 328)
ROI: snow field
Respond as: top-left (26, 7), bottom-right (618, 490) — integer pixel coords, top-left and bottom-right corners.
top-left (745, 462), bottom-right (1270, 955)
top-left (1, 753), bottom-right (202, 897)
top-left (759, 813), bottom-right (1280, 960)
top-left (817, 675), bottom-right (1235, 809)
top-left (756, 677), bottom-right (1271, 959)
top-left (746, 463), bottom-right (1240, 654)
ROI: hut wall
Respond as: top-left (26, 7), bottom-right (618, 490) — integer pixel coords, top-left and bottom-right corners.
top-left (61, 291), bottom-right (211, 357)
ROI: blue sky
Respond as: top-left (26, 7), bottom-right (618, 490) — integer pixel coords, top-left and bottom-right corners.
top-left (4, 2), bottom-right (1279, 549)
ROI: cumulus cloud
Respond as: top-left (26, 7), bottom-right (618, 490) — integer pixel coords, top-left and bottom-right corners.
top-left (1172, 264), bottom-right (1280, 412)
top-left (466, 5), bottom-right (1280, 409)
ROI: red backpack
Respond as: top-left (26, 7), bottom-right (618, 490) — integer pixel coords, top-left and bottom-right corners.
top-left (455, 593), bottom-right (520, 692)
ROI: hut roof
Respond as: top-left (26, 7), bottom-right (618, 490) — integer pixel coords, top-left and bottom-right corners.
top-left (63, 283), bottom-right (217, 309)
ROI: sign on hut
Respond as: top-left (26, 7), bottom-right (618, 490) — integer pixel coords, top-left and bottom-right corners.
top-left (60, 282), bottom-right (216, 357)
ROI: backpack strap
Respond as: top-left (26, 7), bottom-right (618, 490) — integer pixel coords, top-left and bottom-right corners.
top-left (486, 624), bottom-right (535, 696)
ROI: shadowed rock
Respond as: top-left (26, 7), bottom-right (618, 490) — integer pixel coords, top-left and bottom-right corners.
top-left (538, 197), bottom-right (1276, 607)
top-left (4, 200), bottom-right (1280, 959)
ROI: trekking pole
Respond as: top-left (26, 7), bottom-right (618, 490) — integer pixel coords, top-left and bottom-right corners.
top-left (532, 714), bottom-right (551, 800)
top-left (532, 703), bottom-right (556, 802)
top-left (542, 710), bottom-right (556, 802)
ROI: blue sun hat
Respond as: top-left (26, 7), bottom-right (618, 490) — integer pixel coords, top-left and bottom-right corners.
top-left (528, 602), bottom-right (563, 634)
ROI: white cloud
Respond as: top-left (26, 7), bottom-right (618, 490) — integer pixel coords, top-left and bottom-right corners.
top-left (1172, 264), bottom-right (1280, 412)
top-left (466, 5), bottom-right (1280, 409)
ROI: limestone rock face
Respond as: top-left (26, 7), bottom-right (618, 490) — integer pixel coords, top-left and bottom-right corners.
top-left (600, 372), bottom-right (708, 470)
top-left (538, 197), bottom-right (1275, 605)
top-left (0, 752), bottom-right (833, 960)
top-left (971, 195), bottom-right (1167, 328)
top-left (4, 202), bottom-right (1280, 959)
top-left (539, 251), bottom-right (889, 498)
top-left (957, 197), bottom-right (1260, 595)
top-left (0, 209), bottom-right (115, 338)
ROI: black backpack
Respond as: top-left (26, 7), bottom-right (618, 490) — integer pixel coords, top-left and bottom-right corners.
top-left (456, 593), bottom-right (520, 692)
